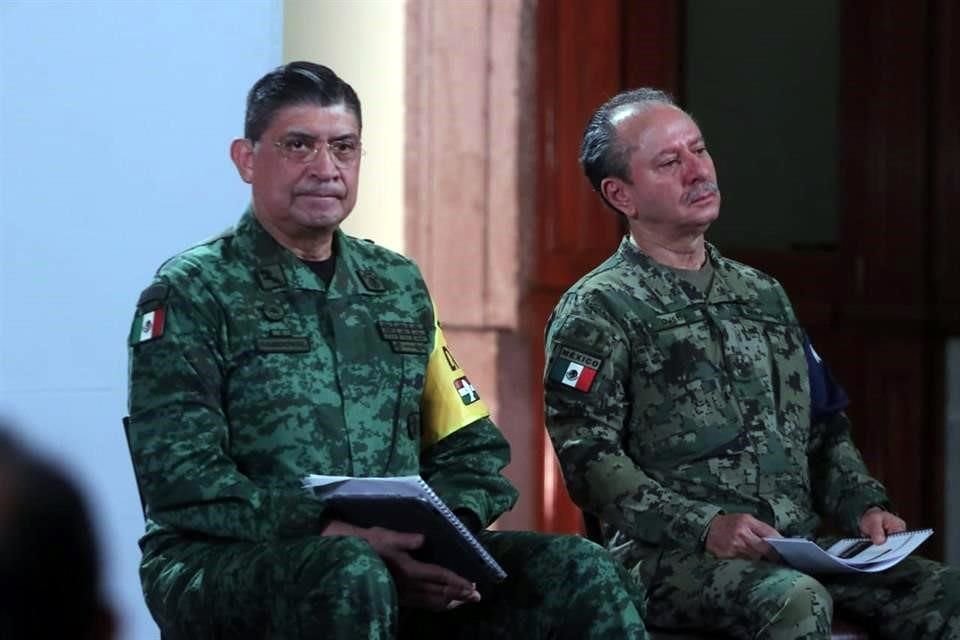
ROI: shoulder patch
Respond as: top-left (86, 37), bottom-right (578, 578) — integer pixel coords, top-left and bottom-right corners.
top-left (137, 283), bottom-right (169, 310)
top-left (547, 344), bottom-right (602, 392)
top-left (136, 308), bottom-right (166, 343)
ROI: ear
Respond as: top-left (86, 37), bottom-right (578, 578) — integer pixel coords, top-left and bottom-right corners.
top-left (230, 138), bottom-right (255, 184)
top-left (600, 177), bottom-right (635, 218)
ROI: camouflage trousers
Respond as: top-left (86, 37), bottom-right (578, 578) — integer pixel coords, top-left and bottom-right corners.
top-left (141, 530), bottom-right (648, 639)
top-left (635, 549), bottom-right (960, 639)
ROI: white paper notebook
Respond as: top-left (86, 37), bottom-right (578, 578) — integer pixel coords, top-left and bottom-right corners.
top-left (764, 529), bottom-right (933, 574)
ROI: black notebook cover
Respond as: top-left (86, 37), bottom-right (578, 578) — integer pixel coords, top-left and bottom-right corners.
top-left (303, 475), bottom-right (507, 584)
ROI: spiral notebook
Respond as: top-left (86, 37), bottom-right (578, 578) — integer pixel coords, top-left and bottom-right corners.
top-left (302, 474), bottom-right (507, 584)
top-left (764, 528), bottom-right (933, 574)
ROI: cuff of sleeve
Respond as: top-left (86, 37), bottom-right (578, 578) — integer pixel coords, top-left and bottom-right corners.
top-left (837, 492), bottom-right (892, 535)
top-left (667, 503), bottom-right (725, 550)
top-left (275, 494), bottom-right (328, 538)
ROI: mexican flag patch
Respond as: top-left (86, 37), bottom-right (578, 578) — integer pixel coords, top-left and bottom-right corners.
top-left (138, 308), bottom-right (166, 343)
top-left (453, 376), bottom-right (480, 405)
top-left (548, 345), bottom-right (601, 392)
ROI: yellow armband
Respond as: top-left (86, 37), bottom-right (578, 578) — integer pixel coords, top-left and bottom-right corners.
top-left (421, 310), bottom-right (490, 447)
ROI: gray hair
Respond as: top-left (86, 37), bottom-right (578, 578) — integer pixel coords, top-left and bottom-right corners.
top-left (579, 88), bottom-right (676, 195)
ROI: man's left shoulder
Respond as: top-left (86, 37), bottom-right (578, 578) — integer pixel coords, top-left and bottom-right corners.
top-left (715, 253), bottom-right (783, 292)
top-left (343, 234), bottom-right (420, 272)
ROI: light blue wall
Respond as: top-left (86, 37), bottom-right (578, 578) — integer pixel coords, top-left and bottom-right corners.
top-left (0, 2), bottom-right (281, 638)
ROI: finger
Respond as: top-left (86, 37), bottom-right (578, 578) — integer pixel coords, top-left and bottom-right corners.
top-left (375, 528), bottom-right (425, 551)
top-left (741, 529), bottom-right (773, 560)
top-left (397, 581), bottom-right (477, 611)
top-left (396, 557), bottom-right (475, 594)
top-left (862, 520), bottom-right (885, 545)
top-left (443, 593), bottom-right (481, 609)
top-left (885, 515), bottom-right (907, 534)
top-left (749, 523), bottom-right (781, 539)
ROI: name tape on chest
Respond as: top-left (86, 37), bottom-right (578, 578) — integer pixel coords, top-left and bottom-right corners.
top-left (377, 320), bottom-right (430, 354)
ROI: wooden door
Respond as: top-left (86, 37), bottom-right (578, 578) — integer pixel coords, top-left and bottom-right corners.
top-left (529, 0), bottom-right (681, 533)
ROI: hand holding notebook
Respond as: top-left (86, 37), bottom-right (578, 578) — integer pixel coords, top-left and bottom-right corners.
top-left (303, 474), bottom-right (507, 585)
top-left (763, 529), bottom-right (933, 574)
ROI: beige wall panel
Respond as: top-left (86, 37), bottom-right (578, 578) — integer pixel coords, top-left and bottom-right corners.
top-left (422, 0), bottom-right (489, 327)
top-left (284, 0), bottom-right (406, 252)
top-left (407, 0), bottom-right (536, 529)
top-left (486, 0), bottom-right (531, 329)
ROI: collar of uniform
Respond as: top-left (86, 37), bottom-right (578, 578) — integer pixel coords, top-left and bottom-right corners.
top-left (700, 243), bottom-right (764, 306)
top-left (234, 208), bottom-right (386, 298)
top-left (617, 237), bottom-right (760, 309)
top-left (616, 236), bottom-right (701, 312)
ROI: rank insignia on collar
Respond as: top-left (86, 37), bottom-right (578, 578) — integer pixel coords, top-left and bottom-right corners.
top-left (357, 269), bottom-right (386, 292)
top-left (256, 264), bottom-right (286, 290)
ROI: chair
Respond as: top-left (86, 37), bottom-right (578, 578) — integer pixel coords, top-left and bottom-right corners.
top-left (581, 512), bottom-right (871, 640)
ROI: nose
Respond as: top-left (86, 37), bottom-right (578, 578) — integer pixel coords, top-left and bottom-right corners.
top-left (682, 149), bottom-right (710, 184)
top-left (306, 144), bottom-right (340, 178)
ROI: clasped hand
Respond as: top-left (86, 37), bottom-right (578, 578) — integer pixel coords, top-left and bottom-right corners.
top-left (321, 520), bottom-right (481, 611)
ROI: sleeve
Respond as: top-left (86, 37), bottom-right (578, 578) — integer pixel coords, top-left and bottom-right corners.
top-left (804, 338), bottom-right (891, 534)
top-left (127, 274), bottom-right (326, 543)
top-left (543, 297), bottom-right (723, 549)
top-left (416, 306), bottom-right (518, 528)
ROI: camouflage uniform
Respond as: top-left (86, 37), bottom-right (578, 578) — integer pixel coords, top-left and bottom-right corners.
top-left (544, 238), bottom-right (960, 639)
top-left (128, 210), bottom-right (647, 640)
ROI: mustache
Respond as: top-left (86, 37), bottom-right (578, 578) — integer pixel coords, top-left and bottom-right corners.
top-left (682, 181), bottom-right (719, 205)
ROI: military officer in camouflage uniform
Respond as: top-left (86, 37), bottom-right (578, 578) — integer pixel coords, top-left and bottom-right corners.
top-left (543, 88), bottom-right (960, 639)
top-left (127, 62), bottom-right (647, 640)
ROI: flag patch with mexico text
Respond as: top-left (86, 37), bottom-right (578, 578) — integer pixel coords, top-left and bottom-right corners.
top-left (548, 345), bottom-right (601, 392)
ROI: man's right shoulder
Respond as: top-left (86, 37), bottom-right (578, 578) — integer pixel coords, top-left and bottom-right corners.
top-left (555, 254), bottom-right (634, 312)
top-left (151, 225), bottom-right (238, 284)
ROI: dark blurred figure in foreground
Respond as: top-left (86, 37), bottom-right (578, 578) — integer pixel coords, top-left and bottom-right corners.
top-left (0, 423), bottom-right (116, 639)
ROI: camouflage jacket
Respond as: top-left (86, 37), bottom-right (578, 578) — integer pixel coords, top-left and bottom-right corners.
top-left (544, 238), bottom-right (889, 555)
top-left (128, 210), bottom-right (517, 550)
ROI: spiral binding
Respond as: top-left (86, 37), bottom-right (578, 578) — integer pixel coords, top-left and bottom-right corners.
top-left (416, 477), bottom-right (506, 580)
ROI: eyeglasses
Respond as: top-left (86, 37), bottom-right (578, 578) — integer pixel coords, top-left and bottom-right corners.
top-left (271, 134), bottom-right (363, 167)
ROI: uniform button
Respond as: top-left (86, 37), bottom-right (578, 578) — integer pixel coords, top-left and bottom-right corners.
top-left (262, 305), bottom-right (285, 321)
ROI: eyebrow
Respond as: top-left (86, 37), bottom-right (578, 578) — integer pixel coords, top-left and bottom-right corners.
top-left (280, 130), bottom-right (360, 142)
top-left (652, 136), bottom-right (706, 158)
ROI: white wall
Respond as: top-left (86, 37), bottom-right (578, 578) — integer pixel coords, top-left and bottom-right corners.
top-left (0, 2), bottom-right (282, 638)
top-left (284, 0), bottom-right (406, 251)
